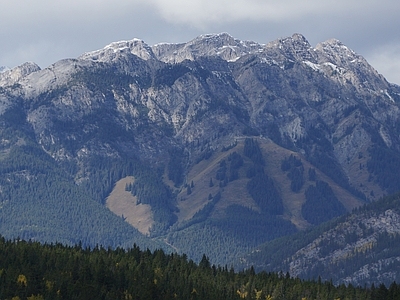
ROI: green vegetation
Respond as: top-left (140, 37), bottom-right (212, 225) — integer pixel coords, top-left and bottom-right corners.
top-left (243, 138), bottom-right (265, 166)
top-left (167, 140), bottom-right (296, 265)
top-left (166, 205), bottom-right (296, 265)
top-left (0, 236), bottom-right (396, 300)
top-left (214, 152), bottom-right (244, 187)
top-left (239, 217), bottom-right (344, 272)
top-left (247, 171), bottom-right (283, 215)
top-left (153, 64), bottom-right (190, 87)
top-left (302, 180), bottom-right (347, 225)
top-left (127, 167), bottom-right (177, 233)
top-left (0, 138), bottom-right (160, 250)
top-left (244, 138), bottom-right (283, 215)
top-left (227, 152), bottom-right (244, 182)
top-left (0, 115), bottom-right (174, 248)
top-left (216, 205), bottom-right (296, 247)
top-left (281, 154), bottom-right (304, 193)
top-left (167, 147), bottom-right (186, 187)
top-left (367, 145), bottom-right (400, 194)
top-left (297, 126), bottom-right (366, 200)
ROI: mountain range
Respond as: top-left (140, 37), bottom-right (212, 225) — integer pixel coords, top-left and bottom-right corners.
top-left (1, 32), bottom-right (400, 285)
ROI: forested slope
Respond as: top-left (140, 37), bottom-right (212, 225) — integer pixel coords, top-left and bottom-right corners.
top-left (0, 117), bottom-right (166, 250)
top-left (0, 237), bottom-right (396, 300)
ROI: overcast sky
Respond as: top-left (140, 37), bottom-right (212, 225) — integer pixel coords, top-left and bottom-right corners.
top-left (1, 0), bottom-right (400, 84)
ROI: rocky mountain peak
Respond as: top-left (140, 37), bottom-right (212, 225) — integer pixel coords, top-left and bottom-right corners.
top-left (191, 32), bottom-right (236, 45)
top-left (277, 33), bottom-right (312, 50)
top-left (0, 62), bottom-right (41, 87)
top-left (265, 33), bottom-right (314, 61)
top-left (79, 38), bottom-right (156, 62)
top-left (315, 38), bottom-right (362, 66)
top-left (312, 38), bottom-right (389, 92)
top-left (152, 32), bottom-right (263, 63)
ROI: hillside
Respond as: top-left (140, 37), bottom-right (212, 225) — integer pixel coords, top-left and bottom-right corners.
top-left (0, 32), bottom-right (400, 276)
top-left (239, 192), bottom-right (400, 286)
top-left (163, 137), bottom-right (363, 264)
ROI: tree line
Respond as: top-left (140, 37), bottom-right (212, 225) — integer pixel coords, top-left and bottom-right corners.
top-left (0, 236), bottom-right (397, 300)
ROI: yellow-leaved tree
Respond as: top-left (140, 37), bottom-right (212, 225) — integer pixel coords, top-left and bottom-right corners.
top-left (16, 274), bottom-right (27, 287)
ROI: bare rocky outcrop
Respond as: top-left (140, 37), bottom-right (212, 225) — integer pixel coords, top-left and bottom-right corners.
top-left (0, 62), bottom-right (41, 86)
top-left (286, 208), bottom-right (400, 286)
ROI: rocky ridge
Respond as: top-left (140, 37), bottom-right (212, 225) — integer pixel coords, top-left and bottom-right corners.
top-left (242, 193), bottom-right (400, 286)
top-left (152, 32), bottom-right (263, 63)
top-left (0, 62), bottom-right (40, 86)
top-left (290, 208), bottom-right (400, 285)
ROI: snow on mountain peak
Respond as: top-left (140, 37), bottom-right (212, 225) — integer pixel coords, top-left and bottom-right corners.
top-left (152, 32), bottom-right (263, 63)
top-left (193, 32), bottom-right (235, 43)
top-left (264, 33), bottom-right (316, 63)
top-left (316, 38), bottom-right (360, 64)
top-left (75, 32), bottom-right (382, 89)
top-left (79, 38), bottom-right (155, 62)
top-left (0, 62), bottom-right (41, 87)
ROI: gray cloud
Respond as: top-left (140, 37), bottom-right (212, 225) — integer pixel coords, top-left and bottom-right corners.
top-left (144, 0), bottom-right (365, 26)
top-left (1, 0), bottom-right (399, 84)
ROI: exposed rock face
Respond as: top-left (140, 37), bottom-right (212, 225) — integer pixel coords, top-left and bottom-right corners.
top-left (238, 190), bottom-right (400, 286)
top-left (1, 32), bottom-right (399, 191)
top-left (277, 206), bottom-right (400, 286)
top-left (0, 62), bottom-right (40, 86)
top-left (80, 39), bottom-right (156, 62)
top-left (152, 32), bottom-right (263, 63)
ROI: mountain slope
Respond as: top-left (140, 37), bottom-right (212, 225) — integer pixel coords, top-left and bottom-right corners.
top-left (239, 193), bottom-right (400, 286)
top-left (0, 126), bottom-right (161, 250)
top-left (0, 33), bottom-right (400, 269)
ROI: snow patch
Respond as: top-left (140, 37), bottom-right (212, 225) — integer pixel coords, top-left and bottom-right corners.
top-left (80, 38), bottom-right (153, 61)
top-left (303, 61), bottom-right (321, 72)
top-left (323, 62), bottom-right (340, 71)
top-left (381, 89), bottom-right (395, 103)
top-left (228, 56), bottom-right (241, 62)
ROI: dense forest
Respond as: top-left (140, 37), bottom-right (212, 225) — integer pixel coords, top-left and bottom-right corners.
top-left (0, 237), bottom-right (399, 300)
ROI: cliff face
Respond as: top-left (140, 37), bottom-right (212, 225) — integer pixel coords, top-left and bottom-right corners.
top-left (1, 32), bottom-right (400, 271)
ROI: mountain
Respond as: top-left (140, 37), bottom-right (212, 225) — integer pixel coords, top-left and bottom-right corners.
top-left (0, 62), bottom-right (39, 86)
top-left (239, 192), bottom-right (400, 287)
top-left (1, 32), bottom-right (400, 276)
top-left (0, 66), bottom-right (9, 73)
